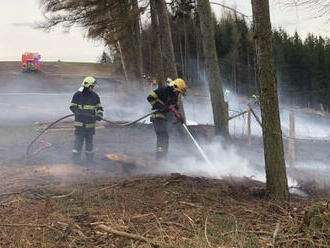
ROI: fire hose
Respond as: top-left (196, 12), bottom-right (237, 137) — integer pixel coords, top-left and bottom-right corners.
top-left (168, 105), bottom-right (213, 166)
top-left (26, 110), bottom-right (157, 156)
top-left (26, 109), bottom-right (213, 167)
top-left (181, 123), bottom-right (213, 166)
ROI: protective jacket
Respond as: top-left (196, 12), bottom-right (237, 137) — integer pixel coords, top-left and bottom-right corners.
top-left (70, 89), bottom-right (103, 132)
top-left (147, 86), bottom-right (178, 119)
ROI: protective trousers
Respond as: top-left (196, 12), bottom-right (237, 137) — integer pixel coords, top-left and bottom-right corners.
top-left (152, 118), bottom-right (169, 159)
top-left (72, 128), bottom-right (94, 164)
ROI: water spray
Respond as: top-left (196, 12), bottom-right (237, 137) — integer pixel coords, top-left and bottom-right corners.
top-left (181, 123), bottom-right (213, 166)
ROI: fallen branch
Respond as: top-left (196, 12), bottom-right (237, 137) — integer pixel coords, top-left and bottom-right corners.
top-left (131, 213), bottom-right (153, 220)
top-left (221, 230), bottom-right (271, 236)
top-left (51, 190), bottom-right (75, 199)
top-left (204, 216), bottom-right (211, 247)
top-left (0, 191), bottom-right (24, 197)
top-left (179, 201), bottom-right (202, 208)
top-left (272, 222), bottom-right (280, 246)
top-left (95, 224), bottom-right (172, 248)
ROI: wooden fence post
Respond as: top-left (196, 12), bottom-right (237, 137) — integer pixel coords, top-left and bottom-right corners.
top-left (289, 112), bottom-right (295, 166)
top-left (247, 106), bottom-right (251, 145)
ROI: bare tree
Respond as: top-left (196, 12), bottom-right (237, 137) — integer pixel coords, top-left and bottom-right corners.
top-left (251, 0), bottom-right (289, 200)
top-left (154, 0), bottom-right (178, 79)
top-left (39, 0), bottom-right (145, 81)
top-left (281, 0), bottom-right (330, 22)
top-left (150, 0), bottom-right (165, 86)
top-left (154, 0), bottom-right (186, 120)
top-left (196, 0), bottom-right (229, 137)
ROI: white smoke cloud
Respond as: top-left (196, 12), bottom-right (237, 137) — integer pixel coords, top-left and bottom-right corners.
top-left (163, 138), bottom-right (298, 187)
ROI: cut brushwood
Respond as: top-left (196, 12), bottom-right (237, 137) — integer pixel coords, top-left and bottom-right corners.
top-left (105, 153), bottom-right (161, 168)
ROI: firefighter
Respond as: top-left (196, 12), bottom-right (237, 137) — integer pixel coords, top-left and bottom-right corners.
top-left (147, 78), bottom-right (187, 159)
top-left (70, 76), bottom-right (103, 164)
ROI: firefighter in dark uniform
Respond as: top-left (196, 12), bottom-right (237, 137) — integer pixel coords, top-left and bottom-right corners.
top-left (70, 76), bottom-right (103, 164)
top-left (147, 78), bottom-right (187, 159)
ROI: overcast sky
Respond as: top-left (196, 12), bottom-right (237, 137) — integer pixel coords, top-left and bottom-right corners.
top-left (1, 0), bottom-right (329, 62)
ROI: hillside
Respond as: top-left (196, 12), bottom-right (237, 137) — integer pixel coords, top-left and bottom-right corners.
top-left (0, 61), bottom-right (329, 247)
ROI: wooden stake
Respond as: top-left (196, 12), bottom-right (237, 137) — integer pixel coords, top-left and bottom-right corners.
top-left (289, 112), bottom-right (295, 166)
top-left (247, 106), bottom-right (251, 146)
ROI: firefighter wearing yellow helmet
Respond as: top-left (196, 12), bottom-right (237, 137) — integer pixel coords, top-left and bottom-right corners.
top-left (147, 78), bottom-right (187, 159)
top-left (70, 76), bottom-right (103, 165)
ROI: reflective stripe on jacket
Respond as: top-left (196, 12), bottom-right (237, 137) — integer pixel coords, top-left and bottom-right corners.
top-left (70, 89), bottom-right (103, 129)
top-left (147, 86), bottom-right (178, 120)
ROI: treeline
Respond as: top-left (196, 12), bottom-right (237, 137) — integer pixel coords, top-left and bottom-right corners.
top-left (141, 11), bottom-right (256, 95)
top-left (273, 30), bottom-right (330, 109)
top-left (142, 11), bottom-right (330, 109)
top-left (40, 0), bottom-right (330, 110)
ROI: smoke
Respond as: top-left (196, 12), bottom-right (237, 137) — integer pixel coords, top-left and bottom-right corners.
top-left (0, 65), bottom-right (328, 195)
top-left (162, 137), bottom-right (298, 187)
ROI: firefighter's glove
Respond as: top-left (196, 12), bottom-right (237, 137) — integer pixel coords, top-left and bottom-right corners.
top-left (96, 115), bottom-right (103, 121)
top-left (168, 105), bottom-right (184, 123)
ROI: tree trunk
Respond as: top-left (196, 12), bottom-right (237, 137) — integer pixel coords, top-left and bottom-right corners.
top-left (154, 0), bottom-right (185, 121)
top-left (115, 1), bottom-right (140, 82)
top-left (132, 0), bottom-right (143, 81)
top-left (150, 0), bottom-right (165, 86)
top-left (251, 0), bottom-right (289, 201)
top-left (116, 41), bottom-right (128, 82)
top-left (154, 0), bottom-right (178, 79)
top-left (197, 0), bottom-right (229, 137)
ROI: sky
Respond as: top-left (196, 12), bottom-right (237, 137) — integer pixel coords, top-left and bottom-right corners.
top-left (0, 0), bottom-right (329, 62)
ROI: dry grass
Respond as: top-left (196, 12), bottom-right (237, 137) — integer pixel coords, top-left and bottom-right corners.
top-left (0, 174), bottom-right (329, 247)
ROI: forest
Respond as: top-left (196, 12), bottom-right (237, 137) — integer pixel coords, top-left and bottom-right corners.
top-left (140, 10), bottom-right (330, 109)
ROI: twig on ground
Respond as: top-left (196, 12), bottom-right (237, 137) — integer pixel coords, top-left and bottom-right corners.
top-left (183, 213), bottom-right (195, 224)
top-left (0, 192), bottom-right (23, 197)
top-left (151, 213), bottom-right (169, 245)
top-left (204, 216), bottom-right (211, 247)
top-left (221, 230), bottom-right (271, 236)
top-left (95, 224), bottom-right (172, 248)
top-left (272, 222), bottom-right (280, 246)
top-left (179, 201), bottom-right (202, 208)
top-left (131, 213), bottom-right (153, 220)
top-left (51, 190), bottom-right (75, 199)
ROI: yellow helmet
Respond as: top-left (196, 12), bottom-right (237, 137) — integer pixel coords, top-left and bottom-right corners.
top-left (81, 76), bottom-right (97, 88)
top-left (169, 78), bottom-right (187, 94)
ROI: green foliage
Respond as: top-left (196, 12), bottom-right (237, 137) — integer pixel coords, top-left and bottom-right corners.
top-left (140, 4), bottom-right (330, 108)
top-left (273, 29), bottom-right (330, 108)
top-left (302, 202), bottom-right (330, 234)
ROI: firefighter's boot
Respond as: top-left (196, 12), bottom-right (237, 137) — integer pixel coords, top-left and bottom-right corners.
top-left (156, 146), bottom-right (167, 160)
top-left (86, 152), bottom-right (94, 165)
top-left (72, 151), bottom-right (82, 165)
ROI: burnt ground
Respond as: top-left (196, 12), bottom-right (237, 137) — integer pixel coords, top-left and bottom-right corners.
top-left (0, 62), bottom-right (329, 247)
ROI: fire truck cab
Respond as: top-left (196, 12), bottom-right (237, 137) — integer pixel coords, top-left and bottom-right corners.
top-left (21, 52), bottom-right (41, 72)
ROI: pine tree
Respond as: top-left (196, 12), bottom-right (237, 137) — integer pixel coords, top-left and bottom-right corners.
top-left (251, 0), bottom-right (289, 201)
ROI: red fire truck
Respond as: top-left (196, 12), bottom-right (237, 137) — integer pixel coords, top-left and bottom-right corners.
top-left (21, 52), bottom-right (41, 72)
